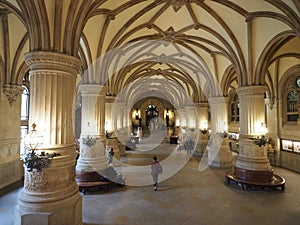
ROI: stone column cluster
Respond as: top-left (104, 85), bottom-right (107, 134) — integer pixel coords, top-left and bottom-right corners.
top-left (206, 97), bottom-right (232, 168)
top-left (76, 84), bottom-right (107, 176)
top-left (195, 102), bottom-right (209, 156)
top-left (235, 86), bottom-right (271, 174)
top-left (16, 51), bottom-right (82, 225)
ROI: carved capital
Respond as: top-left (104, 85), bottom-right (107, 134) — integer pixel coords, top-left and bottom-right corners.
top-left (208, 96), bottom-right (228, 105)
top-left (237, 85), bottom-right (266, 96)
top-left (24, 51), bottom-right (81, 75)
top-left (79, 84), bottom-right (107, 96)
top-left (265, 97), bottom-right (275, 110)
top-left (3, 84), bottom-right (23, 105)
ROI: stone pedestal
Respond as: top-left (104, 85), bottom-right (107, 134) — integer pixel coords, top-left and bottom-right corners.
top-left (193, 133), bottom-right (208, 157)
top-left (207, 134), bottom-right (232, 168)
top-left (15, 151), bottom-right (82, 225)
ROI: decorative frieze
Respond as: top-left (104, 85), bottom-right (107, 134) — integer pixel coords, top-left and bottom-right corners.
top-left (0, 142), bottom-right (19, 160)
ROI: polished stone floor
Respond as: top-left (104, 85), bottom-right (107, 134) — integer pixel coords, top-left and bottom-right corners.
top-left (1, 142), bottom-right (300, 225)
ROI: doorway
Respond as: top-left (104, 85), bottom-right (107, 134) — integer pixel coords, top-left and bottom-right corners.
top-left (146, 104), bottom-right (158, 126)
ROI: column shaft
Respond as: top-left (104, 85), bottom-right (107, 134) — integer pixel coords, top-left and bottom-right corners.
top-left (16, 51), bottom-right (82, 225)
top-left (206, 97), bottom-right (232, 168)
top-left (76, 84), bottom-right (107, 179)
top-left (234, 86), bottom-right (272, 181)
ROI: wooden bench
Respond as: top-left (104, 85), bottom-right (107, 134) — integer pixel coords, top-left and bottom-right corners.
top-left (77, 180), bottom-right (113, 195)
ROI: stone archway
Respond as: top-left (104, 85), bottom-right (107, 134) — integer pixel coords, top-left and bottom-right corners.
top-left (140, 99), bottom-right (165, 127)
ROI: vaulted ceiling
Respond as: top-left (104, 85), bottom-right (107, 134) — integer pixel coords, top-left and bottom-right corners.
top-left (0, 0), bottom-right (300, 108)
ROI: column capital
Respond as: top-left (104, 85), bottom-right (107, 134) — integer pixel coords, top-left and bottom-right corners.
top-left (195, 102), bottom-right (209, 108)
top-left (105, 95), bottom-right (116, 103)
top-left (208, 96), bottom-right (228, 104)
top-left (237, 85), bottom-right (266, 96)
top-left (24, 51), bottom-right (81, 74)
top-left (3, 83), bottom-right (23, 105)
top-left (79, 84), bottom-right (107, 95)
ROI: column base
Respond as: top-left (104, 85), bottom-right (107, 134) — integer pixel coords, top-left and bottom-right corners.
top-left (193, 138), bottom-right (208, 157)
top-left (76, 171), bottom-right (102, 182)
top-left (233, 166), bottom-right (273, 182)
top-left (207, 136), bottom-right (232, 169)
top-left (15, 191), bottom-right (82, 225)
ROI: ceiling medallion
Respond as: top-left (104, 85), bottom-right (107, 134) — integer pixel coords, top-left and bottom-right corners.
top-left (171, 0), bottom-right (184, 12)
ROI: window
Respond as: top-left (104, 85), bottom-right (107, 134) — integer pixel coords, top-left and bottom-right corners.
top-left (20, 74), bottom-right (30, 154)
top-left (230, 93), bottom-right (239, 122)
top-left (286, 77), bottom-right (299, 122)
top-left (21, 86), bottom-right (30, 120)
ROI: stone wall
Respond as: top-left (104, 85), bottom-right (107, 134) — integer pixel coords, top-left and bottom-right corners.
top-left (0, 94), bottom-right (24, 189)
top-left (280, 151), bottom-right (300, 173)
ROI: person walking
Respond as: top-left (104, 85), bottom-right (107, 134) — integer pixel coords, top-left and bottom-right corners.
top-left (151, 155), bottom-right (162, 191)
top-left (107, 148), bottom-right (114, 165)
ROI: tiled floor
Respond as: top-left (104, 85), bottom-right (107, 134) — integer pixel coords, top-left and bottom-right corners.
top-left (1, 142), bottom-right (300, 225)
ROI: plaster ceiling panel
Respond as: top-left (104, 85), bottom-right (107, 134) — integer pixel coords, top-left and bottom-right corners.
top-left (153, 5), bottom-right (194, 32)
top-left (229, 0), bottom-right (284, 14)
top-left (273, 37), bottom-right (300, 57)
top-left (99, 1), bottom-right (129, 10)
top-left (0, 0), bottom-right (20, 10)
top-left (252, 17), bottom-right (291, 66)
top-left (9, 13), bottom-right (27, 66)
top-left (277, 57), bottom-right (300, 81)
top-left (204, 1), bottom-right (247, 56)
top-left (83, 15), bottom-right (106, 59)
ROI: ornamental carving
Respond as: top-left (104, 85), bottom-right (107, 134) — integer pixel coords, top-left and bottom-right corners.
top-left (238, 139), bottom-right (267, 158)
top-left (163, 27), bottom-right (176, 42)
top-left (0, 143), bottom-right (19, 159)
top-left (24, 170), bottom-right (48, 192)
top-left (172, 0), bottom-right (185, 12)
top-left (24, 165), bottom-right (76, 192)
top-left (237, 86), bottom-right (266, 96)
top-left (3, 84), bottom-right (23, 105)
top-left (24, 51), bottom-right (82, 75)
top-left (265, 97), bottom-right (275, 110)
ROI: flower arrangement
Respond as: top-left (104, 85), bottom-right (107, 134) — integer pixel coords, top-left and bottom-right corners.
top-left (22, 149), bottom-right (60, 172)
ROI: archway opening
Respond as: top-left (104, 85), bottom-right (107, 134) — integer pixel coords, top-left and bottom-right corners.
top-left (146, 104), bottom-right (159, 127)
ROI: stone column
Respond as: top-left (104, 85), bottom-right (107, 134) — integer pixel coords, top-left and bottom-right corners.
top-left (206, 97), bottom-right (232, 168)
top-left (234, 86), bottom-right (272, 180)
top-left (177, 109), bottom-right (186, 141)
top-left (15, 51), bottom-right (82, 225)
top-left (76, 84), bottom-right (107, 182)
top-left (265, 97), bottom-right (280, 166)
top-left (173, 110), bottom-right (180, 136)
top-left (105, 96), bottom-right (115, 135)
top-left (105, 96), bottom-right (121, 163)
top-left (117, 102), bottom-right (124, 130)
top-left (195, 102), bottom-right (209, 156)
